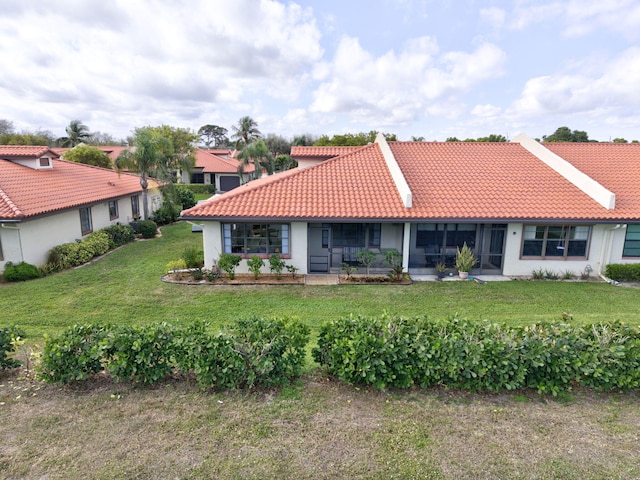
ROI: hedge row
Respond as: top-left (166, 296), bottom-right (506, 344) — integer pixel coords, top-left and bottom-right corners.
top-left (312, 316), bottom-right (640, 395)
top-left (46, 224), bottom-right (137, 272)
top-left (606, 263), bottom-right (640, 282)
top-left (39, 318), bottom-right (310, 389)
top-left (0, 326), bottom-right (24, 370)
top-left (181, 184), bottom-right (217, 195)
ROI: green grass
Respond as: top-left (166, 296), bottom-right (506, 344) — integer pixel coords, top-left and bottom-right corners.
top-left (2, 221), bottom-right (639, 341)
top-left (2, 221), bottom-right (640, 479)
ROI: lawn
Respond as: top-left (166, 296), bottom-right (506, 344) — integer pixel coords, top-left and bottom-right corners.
top-left (1, 221), bottom-right (639, 479)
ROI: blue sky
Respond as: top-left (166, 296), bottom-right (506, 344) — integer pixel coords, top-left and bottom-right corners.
top-left (2, 0), bottom-right (640, 142)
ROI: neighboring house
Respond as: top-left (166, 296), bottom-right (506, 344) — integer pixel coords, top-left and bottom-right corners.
top-left (180, 134), bottom-right (640, 278)
top-left (178, 148), bottom-right (254, 192)
top-left (0, 146), bottom-right (162, 273)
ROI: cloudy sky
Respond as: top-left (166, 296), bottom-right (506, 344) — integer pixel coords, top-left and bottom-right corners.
top-left (2, 0), bottom-right (640, 142)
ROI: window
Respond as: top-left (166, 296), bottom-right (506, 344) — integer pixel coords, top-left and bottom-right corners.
top-left (223, 223), bottom-right (289, 255)
top-left (108, 200), bottom-right (119, 220)
top-left (331, 223), bottom-right (381, 248)
top-left (80, 207), bottom-right (93, 235)
top-left (131, 195), bottom-right (140, 218)
top-left (416, 223), bottom-right (477, 249)
top-left (191, 172), bottom-right (205, 184)
top-left (521, 225), bottom-right (590, 258)
top-left (623, 224), bottom-right (640, 257)
top-left (39, 157), bottom-right (50, 167)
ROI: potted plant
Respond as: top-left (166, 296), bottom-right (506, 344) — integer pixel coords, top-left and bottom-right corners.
top-left (455, 243), bottom-right (477, 279)
top-left (435, 262), bottom-right (447, 279)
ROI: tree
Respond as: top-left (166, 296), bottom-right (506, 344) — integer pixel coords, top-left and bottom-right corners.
top-left (89, 131), bottom-right (124, 146)
top-left (115, 127), bottom-right (173, 220)
top-left (0, 119), bottom-right (14, 135)
top-left (612, 138), bottom-right (628, 143)
top-left (0, 130), bottom-right (55, 146)
top-left (274, 154), bottom-right (297, 172)
top-left (411, 136), bottom-right (425, 142)
top-left (146, 125), bottom-right (197, 175)
top-left (314, 131), bottom-right (396, 146)
top-left (198, 124), bottom-right (229, 148)
top-left (476, 134), bottom-right (507, 142)
top-left (231, 116), bottom-right (261, 148)
top-left (292, 134), bottom-right (318, 146)
top-left (237, 140), bottom-right (273, 181)
top-left (62, 145), bottom-right (112, 168)
top-left (263, 133), bottom-right (291, 157)
top-left (543, 126), bottom-right (591, 143)
top-left (56, 120), bottom-right (92, 147)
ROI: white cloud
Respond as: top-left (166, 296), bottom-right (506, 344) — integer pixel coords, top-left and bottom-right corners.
top-left (480, 7), bottom-right (507, 31)
top-left (309, 35), bottom-right (506, 126)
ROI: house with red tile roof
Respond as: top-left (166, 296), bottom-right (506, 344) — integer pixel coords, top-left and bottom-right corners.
top-left (0, 146), bottom-right (161, 273)
top-left (178, 148), bottom-right (255, 192)
top-left (180, 134), bottom-right (640, 278)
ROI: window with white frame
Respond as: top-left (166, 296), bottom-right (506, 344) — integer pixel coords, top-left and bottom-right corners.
top-left (521, 225), bottom-right (590, 258)
top-left (108, 200), bottom-right (119, 220)
top-left (223, 223), bottom-right (289, 255)
top-left (623, 224), bottom-right (640, 257)
top-left (80, 207), bottom-right (93, 235)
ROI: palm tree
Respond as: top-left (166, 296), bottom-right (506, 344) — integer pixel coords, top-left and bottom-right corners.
top-left (115, 127), bottom-right (172, 220)
top-left (231, 116), bottom-right (261, 148)
top-left (56, 120), bottom-right (91, 147)
top-left (237, 140), bottom-right (274, 181)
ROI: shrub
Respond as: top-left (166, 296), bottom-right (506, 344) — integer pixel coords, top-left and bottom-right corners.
top-left (137, 220), bottom-right (158, 239)
top-left (100, 224), bottom-right (136, 247)
top-left (2, 261), bottom-right (40, 282)
top-left (0, 326), bottom-right (25, 369)
top-left (356, 249), bottom-right (377, 275)
top-left (218, 253), bottom-right (241, 279)
top-left (182, 245), bottom-right (204, 268)
top-left (605, 263), bottom-right (640, 282)
top-left (269, 254), bottom-right (286, 279)
top-left (183, 184), bottom-right (216, 195)
top-left (48, 241), bottom-right (94, 270)
top-left (83, 231), bottom-right (111, 257)
top-left (152, 203), bottom-right (180, 225)
top-left (39, 324), bottom-right (111, 385)
top-left (175, 185), bottom-right (196, 210)
top-left (165, 259), bottom-right (187, 275)
top-left (247, 255), bottom-right (264, 279)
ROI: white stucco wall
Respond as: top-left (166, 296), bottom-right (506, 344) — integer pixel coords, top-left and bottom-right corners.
top-left (202, 221), bottom-right (309, 274)
top-left (501, 223), bottom-right (621, 277)
top-left (0, 193), bottom-right (158, 273)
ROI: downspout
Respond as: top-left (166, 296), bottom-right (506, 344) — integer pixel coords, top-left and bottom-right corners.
top-left (0, 223), bottom-right (24, 264)
top-left (597, 224), bottom-right (624, 284)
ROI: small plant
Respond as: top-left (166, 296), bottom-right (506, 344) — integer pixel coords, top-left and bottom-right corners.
top-left (204, 267), bottom-right (220, 282)
top-left (165, 259), bottom-right (187, 274)
top-left (435, 262), bottom-right (447, 273)
top-left (182, 245), bottom-right (204, 268)
top-left (383, 249), bottom-right (404, 281)
top-left (1, 326), bottom-right (25, 370)
top-left (247, 255), bottom-right (264, 279)
top-left (342, 262), bottom-right (356, 278)
top-left (191, 267), bottom-right (204, 281)
top-left (218, 253), bottom-right (242, 279)
top-left (269, 254), bottom-right (286, 279)
top-left (286, 264), bottom-right (299, 278)
top-left (562, 269), bottom-right (574, 280)
top-left (532, 268), bottom-right (545, 280)
top-left (544, 269), bottom-right (559, 280)
top-left (356, 249), bottom-right (377, 275)
top-left (455, 243), bottom-right (477, 273)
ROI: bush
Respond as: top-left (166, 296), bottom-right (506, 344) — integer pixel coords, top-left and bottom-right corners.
top-left (165, 259), bottom-right (187, 274)
top-left (100, 224), bottom-right (136, 247)
top-left (247, 255), bottom-right (264, 279)
top-left (0, 326), bottom-right (25, 369)
top-left (137, 220), bottom-right (158, 239)
top-left (2, 261), bottom-right (40, 282)
top-left (83, 231), bottom-right (111, 257)
top-left (269, 254), bottom-right (286, 279)
top-left (605, 263), bottom-right (640, 282)
top-left (313, 315), bottom-right (640, 394)
top-left (182, 245), bottom-right (204, 268)
top-left (39, 324), bottom-right (111, 384)
top-left (183, 184), bottom-right (216, 195)
top-left (218, 253), bottom-right (241, 279)
top-left (152, 203), bottom-right (180, 225)
top-left (175, 185), bottom-right (196, 210)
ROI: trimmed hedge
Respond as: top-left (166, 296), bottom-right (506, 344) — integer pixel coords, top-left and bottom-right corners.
top-left (2, 261), bottom-right (40, 282)
top-left (0, 326), bottom-right (25, 369)
top-left (313, 315), bottom-right (640, 394)
top-left (182, 184), bottom-right (216, 195)
top-left (136, 220), bottom-right (158, 238)
top-left (39, 318), bottom-right (310, 389)
top-left (606, 263), bottom-right (640, 282)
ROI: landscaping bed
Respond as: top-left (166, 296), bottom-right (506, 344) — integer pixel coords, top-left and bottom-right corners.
top-left (338, 273), bottom-right (412, 285)
top-left (162, 272), bottom-right (305, 285)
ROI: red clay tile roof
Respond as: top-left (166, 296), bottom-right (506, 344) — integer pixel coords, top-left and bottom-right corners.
top-left (290, 146), bottom-right (362, 159)
top-left (181, 140), bottom-right (640, 222)
top-left (52, 146), bottom-right (130, 164)
top-left (0, 145), bottom-right (59, 158)
top-left (194, 148), bottom-right (254, 173)
top-left (544, 142), bottom-right (640, 219)
top-left (0, 155), bottom-right (156, 220)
